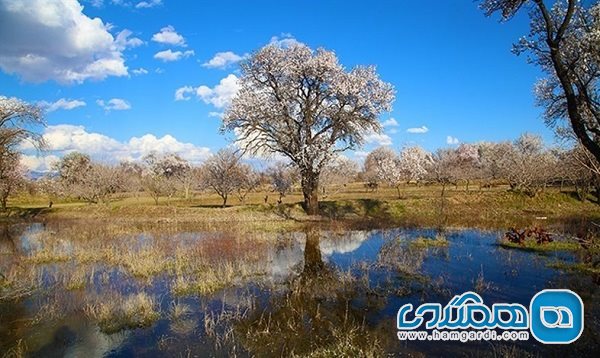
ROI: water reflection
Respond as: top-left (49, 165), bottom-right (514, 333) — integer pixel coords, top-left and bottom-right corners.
top-left (0, 222), bottom-right (598, 356)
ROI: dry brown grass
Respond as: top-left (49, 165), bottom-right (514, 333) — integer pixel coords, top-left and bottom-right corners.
top-left (84, 292), bottom-right (160, 333)
top-left (8, 183), bottom-right (599, 233)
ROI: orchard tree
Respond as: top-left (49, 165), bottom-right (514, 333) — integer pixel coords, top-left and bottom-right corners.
top-left (454, 143), bottom-right (481, 191)
top-left (202, 148), bottom-right (251, 208)
top-left (481, 0), bottom-right (600, 162)
top-left (500, 133), bottom-right (556, 196)
top-left (364, 147), bottom-right (404, 197)
top-left (0, 150), bottom-right (24, 210)
top-left (267, 162), bottom-right (299, 203)
top-left (0, 96), bottom-right (46, 209)
top-left (141, 153), bottom-right (190, 205)
top-left (398, 146), bottom-right (432, 184)
top-left (54, 152), bottom-right (125, 203)
top-left (427, 149), bottom-right (460, 198)
top-left (223, 43), bottom-right (394, 215)
top-left (477, 141), bottom-right (513, 187)
top-left (0, 96), bottom-right (46, 151)
top-left (235, 165), bottom-right (261, 204)
top-left (564, 144), bottom-right (600, 202)
top-left (320, 156), bottom-right (358, 195)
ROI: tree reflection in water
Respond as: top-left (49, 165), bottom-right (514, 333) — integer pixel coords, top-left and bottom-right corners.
top-left (235, 227), bottom-right (386, 357)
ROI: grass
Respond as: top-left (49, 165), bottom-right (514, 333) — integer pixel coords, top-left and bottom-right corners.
top-left (410, 234), bottom-right (449, 249)
top-left (547, 261), bottom-right (600, 275)
top-left (5, 183), bottom-right (600, 233)
top-left (498, 239), bottom-right (581, 252)
top-left (84, 292), bottom-right (160, 334)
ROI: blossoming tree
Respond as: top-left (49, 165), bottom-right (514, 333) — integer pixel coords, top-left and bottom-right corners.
top-left (223, 43), bottom-right (394, 215)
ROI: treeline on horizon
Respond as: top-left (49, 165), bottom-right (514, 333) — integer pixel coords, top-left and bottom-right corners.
top-left (4, 132), bottom-right (598, 209)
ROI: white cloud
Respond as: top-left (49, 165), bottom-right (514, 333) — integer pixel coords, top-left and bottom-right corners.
top-left (40, 98), bottom-right (86, 112)
top-left (208, 111), bottom-right (223, 118)
top-left (196, 74), bottom-right (239, 108)
top-left (174, 86), bottom-right (194, 101)
top-left (0, 0), bottom-right (135, 84)
top-left (175, 74), bottom-right (240, 108)
top-left (20, 124), bottom-right (211, 171)
top-left (151, 25), bottom-right (186, 46)
top-left (446, 135), bottom-right (459, 145)
top-left (135, 0), bottom-right (161, 8)
top-left (132, 67), bottom-right (148, 75)
top-left (202, 51), bottom-right (246, 69)
top-left (127, 134), bottom-right (210, 163)
top-left (20, 154), bottom-right (60, 173)
top-left (364, 131), bottom-right (392, 146)
top-left (406, 126), bottom-right (429, 134)
top-left (269, 33), bottom-right (302, 48)
top-left (381, 118), bottom-right (398, 127)
top-left (114, 29), bottom-right (143, 50)
top-left (96, 98), bottom-right (131, 111)
top-left (88, 0), bottom-right (104, 7)
top-left (154, 49), bottom-right (194, 62)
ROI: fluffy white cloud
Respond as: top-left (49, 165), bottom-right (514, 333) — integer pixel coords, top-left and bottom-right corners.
top-left (114, 29), bottom-right (143, 50)
top-left (0, 0), bottom-right (137, 84)
top-left (154, 49), bottom-right (194, 62)
top-left (174, 86), bottom-right (194, 101)
top-left (175, 74), bottom-right (239, 108)
top-left (381, 118), bottom-right (398, 127)
top-left (364, 131), bottom-right (392, 146)
top-left (135, 0), bottom-right (161, 8)
top-left (39, 98), bottom-right (86, 112)
top-left (127, 134), bottom-right (210, 163)
top-left (407, 126), bottom-right (429, 134)
top-left (131, 67), bottom-right (148, 75)
top-left (96, 98), bottom-right (131, 111)
top-left (20, 124), bottom-right (211, 171)
top-left (151, 25), bottom-right (186, 46)
top-left (269, 33), bottom-right (302, 48)
top-left (196, 74), bottom-right (239, 108)
top-left (446, 135), bottom-right (459, 145)
top-left (202, 51), bottom-right (246, 69)
top-left (20, 154), bottom-right (61, 173)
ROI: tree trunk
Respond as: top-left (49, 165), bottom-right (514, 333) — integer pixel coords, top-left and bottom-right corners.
top-left (303, 227), bottom-right (325, 276)
top-left (396, 185), bottom-right (401, 199)
top-left (222, 194), bottom-right (228, 208)
top-left (301, 171), bottom-right (319, 215)
top-left (546, 27), bottom-right (600, 163)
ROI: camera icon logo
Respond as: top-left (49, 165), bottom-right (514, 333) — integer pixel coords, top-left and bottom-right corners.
top-left (530, 289), bottom-right (584, 344)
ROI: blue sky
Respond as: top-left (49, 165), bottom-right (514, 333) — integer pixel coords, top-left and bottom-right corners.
top-left (0, 0), bottom-right (552, 171)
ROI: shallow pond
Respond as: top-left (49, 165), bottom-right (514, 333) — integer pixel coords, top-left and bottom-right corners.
top-left (0, 222), bottom-right (598, 357)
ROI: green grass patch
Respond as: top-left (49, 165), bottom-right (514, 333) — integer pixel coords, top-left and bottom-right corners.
top-left (547, 261), bottom-right (600, 275)
top-left (410, 235), bottom-right (449, 249)
top-left (498, 239), bottom-right (581, 252)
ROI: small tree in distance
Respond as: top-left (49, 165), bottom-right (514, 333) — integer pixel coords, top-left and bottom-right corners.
top-left (202, 148), bottom-right (251, 208)
top-left (267, 162), bottom-right (299, 204)
top-left (364, 147), bottom-right (403, 198)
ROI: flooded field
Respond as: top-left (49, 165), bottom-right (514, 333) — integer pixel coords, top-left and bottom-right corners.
top-left (0, 222), bottom-right (598, 357)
